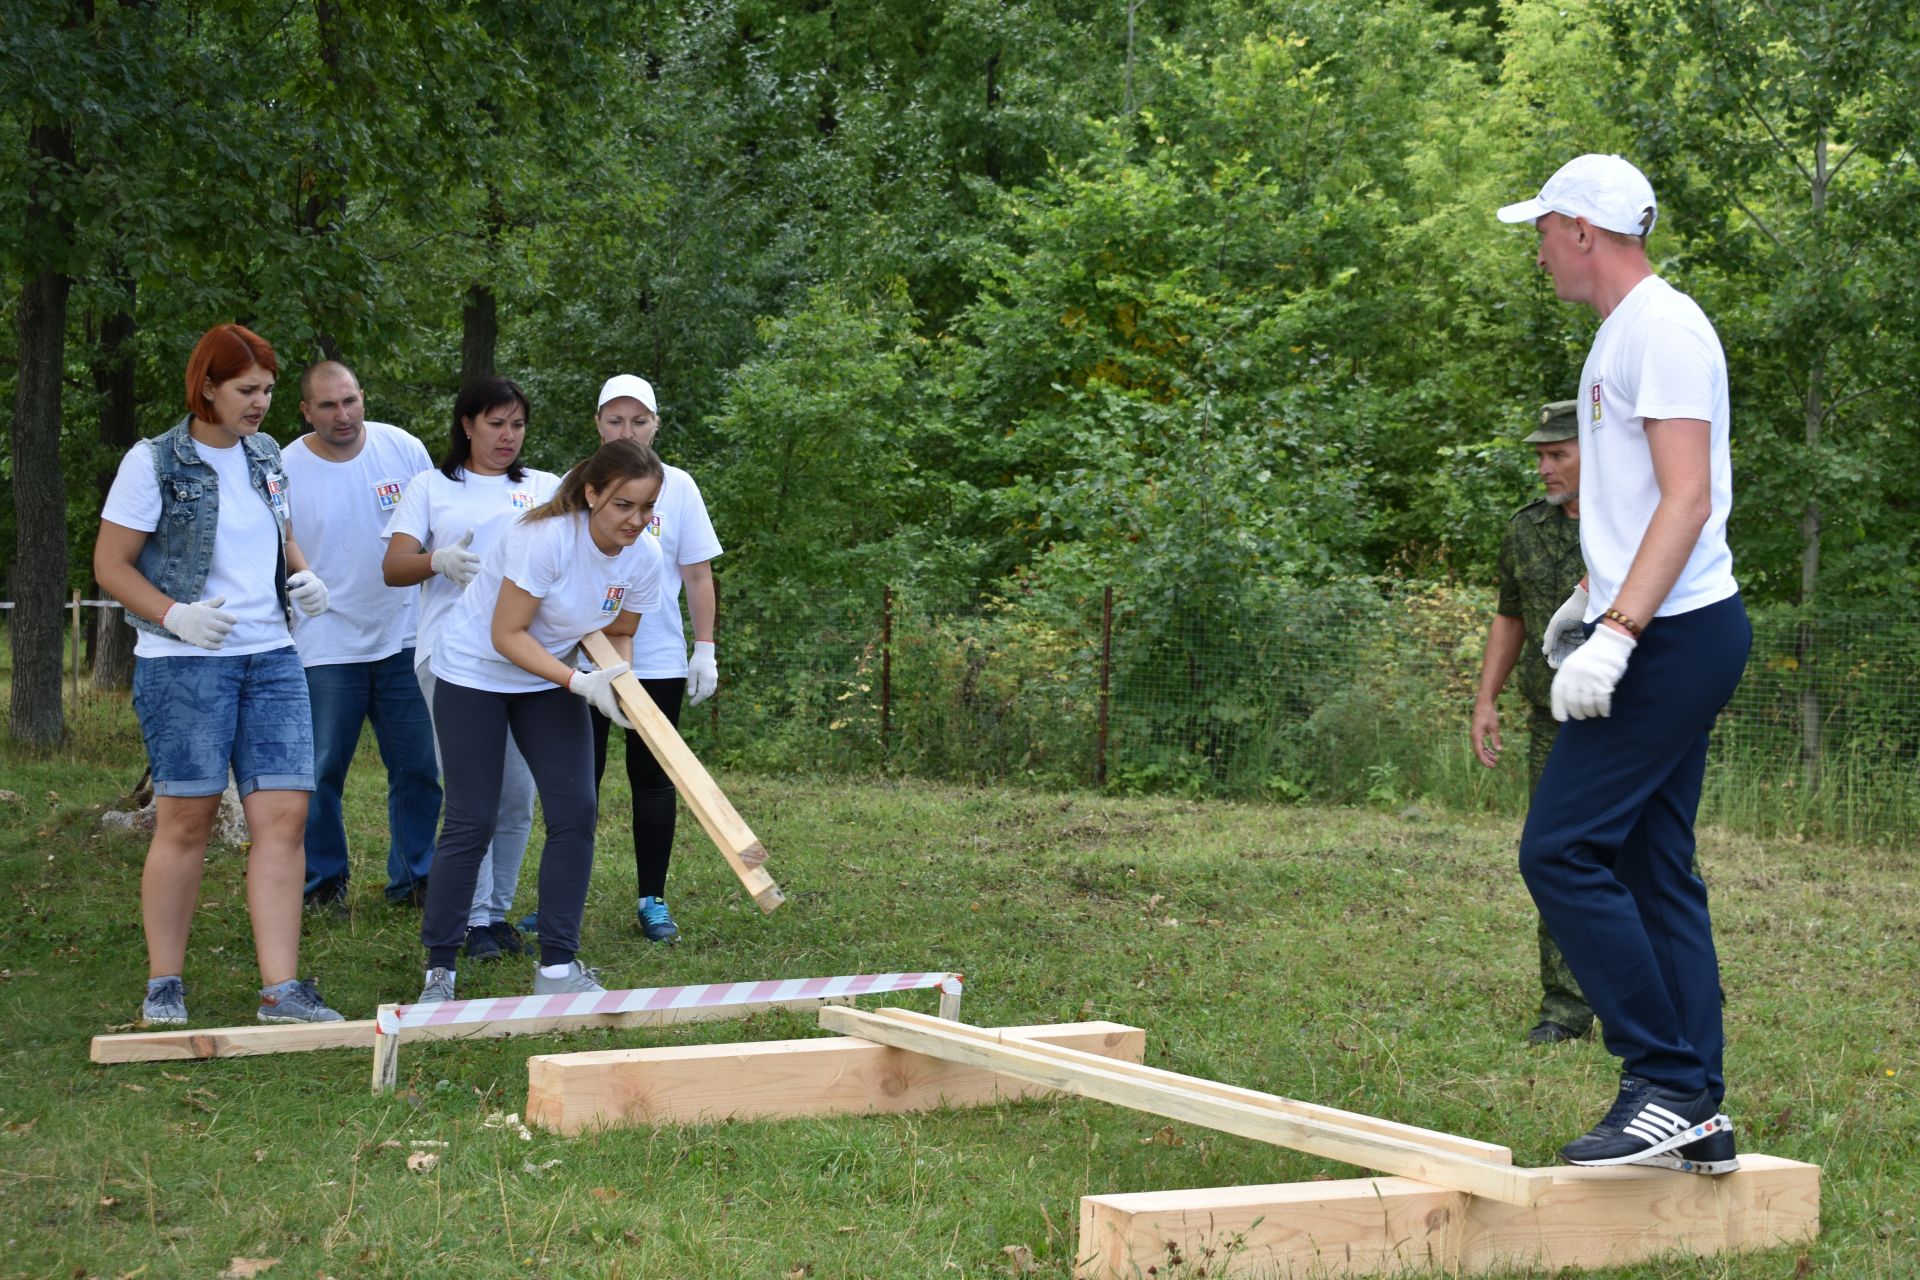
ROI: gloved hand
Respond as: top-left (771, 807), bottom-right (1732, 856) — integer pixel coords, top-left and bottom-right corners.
top-left (162, 596), bottom-right (237, 650)
top-left (287, 570), bottom-right (330, 616)
top-left (1542, 585), bottom-right (1590, 670)
top-left (687, 641), bottom-right (718, 705)
top-left (569, 661), bottom-right (634, 730)
top-left (1550, 624), bottom-right (1636, 721)
top-left (430, 529), bottom-right (480, 587)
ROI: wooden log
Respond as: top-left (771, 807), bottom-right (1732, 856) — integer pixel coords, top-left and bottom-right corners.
top-left (819, 1008), bottom-right (1550, 1207)
top-left (1076, 1154), bottom-right (1820, 1278)
top-left (526, 1020), bottom-right (1145, 1135)
top-left (874, 1009), bottom-right (1510, 1165)
top-left (580, 629), bottom-right (783, 912)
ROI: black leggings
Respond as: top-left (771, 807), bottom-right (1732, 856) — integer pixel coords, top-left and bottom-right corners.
top-left (590, 676), bottom-right (685, 899)
top-left (425, 679), bottom-right (596, 968)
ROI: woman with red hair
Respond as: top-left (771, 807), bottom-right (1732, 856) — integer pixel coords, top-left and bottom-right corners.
top-left (94, 323), bottom-right (344, 1027)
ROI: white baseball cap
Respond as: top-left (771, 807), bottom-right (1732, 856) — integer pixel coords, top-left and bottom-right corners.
top-left (596, 374), bottom-right (657, 414)
top-left (1497, 154), bottom-right (1658, 237)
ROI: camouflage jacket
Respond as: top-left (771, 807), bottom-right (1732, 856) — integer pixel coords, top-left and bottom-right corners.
top-left (1496, 499), bottom-right (1584, 710)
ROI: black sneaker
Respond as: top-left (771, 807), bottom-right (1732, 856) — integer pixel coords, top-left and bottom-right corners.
top-left (1641, 1124), bottom-right (1741, 1175)
top-left (464, 924), bottom-right (502, 963)
top-left (386, 879), bottom-right (429, 908)
top-left (1560, 1076), bottom-right (1730, 1166)
top-left (1526, 1019), bottom-right (1587, 1045)
top-left (487, 918), bottom-right (527, 957)
top-left (304, 879), bottom-right (348, 919)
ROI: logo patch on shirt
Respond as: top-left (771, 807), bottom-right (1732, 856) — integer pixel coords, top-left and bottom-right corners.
top-left (646, 514), bottom-right (662, 539)
top-left (264, 472), bottom-right (290, 517)
top-left (510, 490), bottom-right (534, 510)
top-left (1589, 379), bottom-right (1603, 427)
top-left (600, 584), bottom-right (628, 615)
top-left (373, 479), bottom-right (404, 511)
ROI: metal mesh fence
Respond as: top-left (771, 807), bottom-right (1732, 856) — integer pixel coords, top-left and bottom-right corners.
top-left (684, 581), bottom-right (1920, 841)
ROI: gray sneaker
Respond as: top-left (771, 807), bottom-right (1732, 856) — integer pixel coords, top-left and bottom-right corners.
top-left (257, 977), bottom-right (345, 1024)
top-left (532, 961), bottom-right (605, 995)
top-left (142, 976), bottom-right (187, 1026)
top-left (418, 967), bottom-right (457, 1004)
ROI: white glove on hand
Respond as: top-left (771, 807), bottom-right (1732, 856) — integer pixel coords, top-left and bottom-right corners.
top-left (569, 662), bottom-right (634, 730)
top-left (686, 641), bottom-right (718, 705)
top-left (162, 596), bottom-right (237, 650)
top-left (1550, 624), bottom-right (1636, 722)
top-left (1542, 585), bottom-right (1590, 670)
top-left (287, 570), bottom-right (330, 616)
top-left (430, 529), bottom-right (480, 587)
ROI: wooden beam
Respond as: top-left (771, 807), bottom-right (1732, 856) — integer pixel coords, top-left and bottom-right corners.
top-left (525, 1020), bottom-right (1146, 1135)
top-left (1076, 1155), bottom-right (1820, 1278)
top-left (582, 630), bottom-right (783, 912)
top-left (875, 1009), bottom-right (1510, 1165)
top-left (819, 1008), bottom-right (1550, 1207)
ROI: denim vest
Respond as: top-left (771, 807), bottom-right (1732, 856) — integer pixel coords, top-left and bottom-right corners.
top-left (127, 416), bottom-right (292, 637)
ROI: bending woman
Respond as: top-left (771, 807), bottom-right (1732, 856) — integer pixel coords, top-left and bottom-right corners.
top-left (418, 438), bottom-right (664, 1002)
top-left (383, 377), bottom-right (561, 963)
top-left (93, 323), bottom-right (343, 1026)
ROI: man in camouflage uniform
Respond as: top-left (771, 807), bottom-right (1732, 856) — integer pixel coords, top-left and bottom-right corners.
top-left (1470, 400), bottom-right (1593, 1044)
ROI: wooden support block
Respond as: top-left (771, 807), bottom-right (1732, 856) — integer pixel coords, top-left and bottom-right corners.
top-left (877, 1009), bottom-right (1510, 1165)
top-left (820, 1007), bottom-right (1549, 1207)
top-left (1076, 1154), bottom-right (1820, 1278)
top-left (581, 629), bottom-right (783, 912)
top-left (526, 1020), bottom-right (1145, 1135)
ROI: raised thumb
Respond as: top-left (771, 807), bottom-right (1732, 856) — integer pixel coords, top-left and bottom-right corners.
top-left (456, 529), bottom-right (474, 548)
top-left (202, 595), bottom-right (226, 608)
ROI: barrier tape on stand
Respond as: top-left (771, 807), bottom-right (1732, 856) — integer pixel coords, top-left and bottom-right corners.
top-left (375, 971), bottom-right (963, 1036)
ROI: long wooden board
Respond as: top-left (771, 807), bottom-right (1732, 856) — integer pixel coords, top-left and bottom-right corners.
top-left (526, 1020), bottom-right (1145, 1135)
top-left (1077, 1155), bottom-right (1820, 1278)
top-left (581, 629), bottom-right (783, 912)
top-left (874, 1008), bottom-right (1511, 1165)
top-left (819, 1008), bottom-right (1550, 1207)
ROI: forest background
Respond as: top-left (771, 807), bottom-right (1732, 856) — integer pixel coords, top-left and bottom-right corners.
top-left (4, 0), bottom-right (1917, 823)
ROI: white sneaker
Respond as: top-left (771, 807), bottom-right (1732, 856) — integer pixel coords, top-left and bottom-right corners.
top-left (418, 967), bottom-right (456, 1004)
top-left (532, 961), bottom-right (605, 995)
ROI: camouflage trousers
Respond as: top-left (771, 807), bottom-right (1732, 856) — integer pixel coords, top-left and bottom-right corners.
top-left (1528, 707), bottom-right (1594, 1035)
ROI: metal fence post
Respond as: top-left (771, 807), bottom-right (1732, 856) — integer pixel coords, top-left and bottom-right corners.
top-left (1096, 584), bottom-right (1113, 787)
top-left (70, 589), bottom-right (81, 705)
top-left (881, 585), bottom-right (893, 759)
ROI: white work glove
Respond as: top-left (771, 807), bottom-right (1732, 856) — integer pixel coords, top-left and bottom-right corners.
top-left (1542, 585), bottom-right (1590, 670)
top-left (430, 529), bottom-right (480, 587)
top-left (162, 596), bottom-right (237, 650)
top-left (1550, 625), bottom-right (1636, 722)
top-left (569, 661), bottom-right (634, 730)
top-left (686, 641), bottom-right (718, 705)
top-left (287, 570), bottom-right (330, 616)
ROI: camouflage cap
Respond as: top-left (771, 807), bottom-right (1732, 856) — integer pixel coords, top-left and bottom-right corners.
top-left (1524, 400), bottom-right (1579, 444)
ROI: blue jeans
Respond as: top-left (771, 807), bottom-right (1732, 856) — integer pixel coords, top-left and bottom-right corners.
top-left (303, 649), bottom-right (442, 898)
top-left (132, 647), bottom-right (314, 797)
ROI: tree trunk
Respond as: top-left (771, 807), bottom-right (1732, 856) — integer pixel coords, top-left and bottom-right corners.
top-left (460, 281), bottom-right (497, 387)
top-left (91, 271), bottom-right (139, 690)
top-left (8, 123), bottom-right (76, 745)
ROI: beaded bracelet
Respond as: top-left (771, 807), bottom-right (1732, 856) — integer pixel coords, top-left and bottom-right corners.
top-left (1602, 607), bottom-right (1643, 636)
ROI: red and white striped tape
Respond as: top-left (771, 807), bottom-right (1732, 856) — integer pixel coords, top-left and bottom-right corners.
top-left (376, 970), bottom-right (962, 1035)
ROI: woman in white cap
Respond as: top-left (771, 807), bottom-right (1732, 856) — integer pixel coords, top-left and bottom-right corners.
top-left (582, 373), bottom-right (722, 943)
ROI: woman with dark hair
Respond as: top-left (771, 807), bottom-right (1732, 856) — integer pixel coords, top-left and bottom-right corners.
top-left (93, 323), bottom-right (343, 1026)
top-left (383, 377), bottom-right (561, 963)
top-left (415, 438), bottom-right (665, 1002)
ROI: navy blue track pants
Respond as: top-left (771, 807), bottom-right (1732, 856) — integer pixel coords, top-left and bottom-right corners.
top-left (1519, 593), bottom-right (1749, 1103)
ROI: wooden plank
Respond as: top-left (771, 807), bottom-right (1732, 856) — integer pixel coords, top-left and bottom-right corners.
top-left (1076, 1154), bottom-right (1820, 1278)
top-left (525, 1020), bottom-right (1146, 1135)
top-left (874, 1008), bottom-right (1510, 1165)
top-left (581, 629), bottom-right (783, 912)
top-left (91, 994), bottom-right (856, 1065)
top-left (820, 1008), bottom-right (1549, 1207)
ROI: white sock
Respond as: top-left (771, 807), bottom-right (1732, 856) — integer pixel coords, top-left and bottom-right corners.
top-left (539, 962), bottom-right (573, 979)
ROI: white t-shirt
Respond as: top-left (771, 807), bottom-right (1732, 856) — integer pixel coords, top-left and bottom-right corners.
top-left (430, 508), bottom-right (664, 693)
top-left (631, 464), bottom-right (724, 678)
top-left (1576, 274), bottom-right (1738, 620)
top-left (101, 436), bottom-right (293, 659)
top-left (281, 421), bottom-right (434, 667)
top-left (380, 466), bottom-right (562, 669)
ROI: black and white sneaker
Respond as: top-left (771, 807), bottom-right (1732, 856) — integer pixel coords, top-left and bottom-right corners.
top-left (1640, 1124), bottom-right (1741, 1175)
top-left (1560, 1076), bottom-right (1731, 1167)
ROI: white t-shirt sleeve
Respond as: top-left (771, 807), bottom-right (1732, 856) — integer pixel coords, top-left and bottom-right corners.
top-left (500, 516), bottom-right (563, 599)
top-left (384, 467), bottom-right (437, 545)
top-left (672, 473), bottom-right (723, 565)
top-left (100, 443), bottom-right (161, 531)
top-left (622, 539), bottom-right (664, 614)
top-left (1629, 317), bottom-right (1719, 423)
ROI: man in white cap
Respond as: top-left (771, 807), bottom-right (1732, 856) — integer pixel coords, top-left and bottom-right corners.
top-left (1496, 155), bottom-right (1750, 1174)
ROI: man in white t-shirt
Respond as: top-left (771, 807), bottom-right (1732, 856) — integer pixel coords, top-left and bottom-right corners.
top-left (1496, 155), bottom-right (1751, 1174)
top-left (282, 361), bottom-right (442, 911)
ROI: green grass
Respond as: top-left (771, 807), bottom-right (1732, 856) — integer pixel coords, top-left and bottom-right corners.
top-left (2, 686), bottom-right (1918, 1278)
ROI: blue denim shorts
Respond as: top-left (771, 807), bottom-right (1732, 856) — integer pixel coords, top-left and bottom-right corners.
top-left (132, 646), bottom-right (315, 797)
